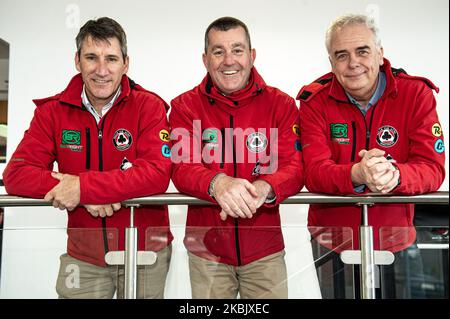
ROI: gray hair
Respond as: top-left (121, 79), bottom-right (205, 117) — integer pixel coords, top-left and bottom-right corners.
top-left (325, 14), bottom-right (381, 54)
top-left (76, 17), bottom-right (127, 60)
top-left (204, 16), bottom-right (252, 54)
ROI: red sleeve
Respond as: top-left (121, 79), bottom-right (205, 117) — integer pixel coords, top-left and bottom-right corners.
top-left (257, 96), bottom-right (304, 205)
top-left (2, 105), bottom-right (59, 198)
top-left (299, 99), bottom-right (358, 195)
top-left (79, 96), bottom-right (172, 204)
top-left (393, 88), bottom-right (446, 194)
top-left (169, 99), bottom-right (217, 203)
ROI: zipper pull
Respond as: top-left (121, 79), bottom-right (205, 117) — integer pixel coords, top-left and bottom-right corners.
top-left (98, 130), bottom-right (103, 140)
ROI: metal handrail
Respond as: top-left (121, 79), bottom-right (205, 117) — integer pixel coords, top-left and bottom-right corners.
top-left (0, 191), bottom-right (448, 206)
top-left (1, 191), bottom-right (448, 299)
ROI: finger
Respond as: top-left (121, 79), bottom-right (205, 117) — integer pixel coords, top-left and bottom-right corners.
top-left (235, 196), bottom-right (253, 218)
top-left (220, 210), bottom-right (227, 221)
top-left (229, 201), bottom-right (246, 218)
top-left (381, 170), bottom-right (400, 194)
top-left (51, 172), bottom-right (64, 181)
top-left (365, 148), bottom-right (385, 158)
top-left (90, 210), bottom-right (99, 217)
top-left (366, 156), bottom-right (388, 168)
top-left (375, 171), bottom-right (396, 190)
top-left (58, 203), bottom-right (66, 211)
top-left (358, 149), bottom-right (368, 158)
top-left (98, 207), bottom-right (106, 218)
top-left (369, 162), bottom-right (392, 177)
top-left (219, 203), bottom-right (239, 219)
top-left (220, 209), bottom-right (239, 219)
top-left (112, 203), bottom-right (121, 211)
top-left (219, 191), bottom-right (246, 218)
top-left (44, 191), bottom-right (54, 202)
top-left (240, 192), bottom-right (257, 214)
top-left (52, 200), bottom-right (60, 209)
top-left (105, 205), bottom-right (114, 217)
top-left (367, 183), bottom-right (380, 193)
top-left (244, 180), bottom-right (258, 197)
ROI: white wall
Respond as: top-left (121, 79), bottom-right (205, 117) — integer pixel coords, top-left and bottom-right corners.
top-left (0, 0), bottom-right (448, 298)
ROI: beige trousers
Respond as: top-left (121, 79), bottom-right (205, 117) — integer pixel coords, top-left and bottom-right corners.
top-left (56, 245), bottom-right (171, 299)
top-left (188, 250), bottom-right (288, 299)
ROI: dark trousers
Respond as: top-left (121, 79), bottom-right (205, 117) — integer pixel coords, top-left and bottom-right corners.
top-left (312, 240), bottom-right (431, 299)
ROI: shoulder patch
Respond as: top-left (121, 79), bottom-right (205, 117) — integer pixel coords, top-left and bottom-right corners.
top-left (296, 74), bottom-right (333, 102)
top-left (392, 67), bottom-right (439, 92)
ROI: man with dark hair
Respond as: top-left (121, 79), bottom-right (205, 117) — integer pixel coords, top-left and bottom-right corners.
top-left (298, 14), bottom-right (445, 298)
top-left (170, 17), bottom-right (303, 299)
top-left (3, 17), bottom-right (173, 299)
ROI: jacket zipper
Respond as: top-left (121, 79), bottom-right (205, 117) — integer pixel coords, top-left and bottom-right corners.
top-left (220, 128), bottom-right (225, 169)
top-left (351, 122), bottom-right (357, 162)
top-left (230, 115), bottom-right (241, 266)
top-left (85, 128), bottom-right (91, 170)
top-left (97, 119), bottom-right (110, 254)
top-left (349, 102), bottom-right (380, 162)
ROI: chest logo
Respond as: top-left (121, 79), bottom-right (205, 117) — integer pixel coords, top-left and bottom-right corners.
top-left (246, 132), bottom-right (268, 153)
top-left (113, 129), bottom-right (133, 151)
top-left (202, 128), bottom-right (220, 150)
top-left (330, 123), bottom-right (350, 144)
top-left (60, 130), bottom-right (83, 152)
top-left (376, 125), bottom-right (398, 148)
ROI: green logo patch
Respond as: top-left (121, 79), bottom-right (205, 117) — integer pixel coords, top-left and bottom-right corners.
top-left (202, 128), bottom-right (219, 143)
top-left (330, 123), bottom-right (348, 138)
top-left (62, 130), bottom-right (81, 145)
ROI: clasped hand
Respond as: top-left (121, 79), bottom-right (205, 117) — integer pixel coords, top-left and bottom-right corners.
top-left (351, 148), bottom-right (400, 193)
top-left (44, 172), bottom-right (121, 217)
top-left (212, 175), bottom-right (274, 221)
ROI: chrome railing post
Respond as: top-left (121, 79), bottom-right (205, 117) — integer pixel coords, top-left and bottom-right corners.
top-left (359, 203), bottom-right (376, 299)
top-left (124, 205), bottom-right (138, 299)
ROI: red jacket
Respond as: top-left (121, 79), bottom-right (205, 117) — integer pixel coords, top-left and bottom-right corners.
top-left (3, 74), bottom-right (173, 266)
top-left (170, 68), bottom-right (303, 266)
top-left (297, 58), bottom-right (445, 252)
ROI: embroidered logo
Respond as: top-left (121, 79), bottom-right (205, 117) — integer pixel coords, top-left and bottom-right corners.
top-left (202, 128), bottom-right (219, 143)
top-left (434, 139), bottom-right (445, 154)
top-left (376, 125), bottom-right (398, 147)
top-left (120, 157), bottom-right (133, 171)
top-left (60, 130), bottom-right (83, 152)
top-left (292, 124), bottom-right (300, 136)
top-left (432, 123), bottom-right (442, 137)
top-left (246, 132), bottom-right (268, 153)
top-left (330, 123), bottom-right (350, 144)
top-left (252, 161), bottom-right (261, 176)
top-left (113, 129), bottom-right (132, 151)
top-left (161, 144), bottom-right (171, 158)
top-left (159, 129), bottom-right (170, 142)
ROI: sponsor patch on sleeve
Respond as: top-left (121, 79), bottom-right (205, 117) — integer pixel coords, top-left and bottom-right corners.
top-left (159, 129), bottom-right (170, 142)
top-left (432, 123), bottom-right (442, 137)
top-left (434, 139), bottom-right (445, 154)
